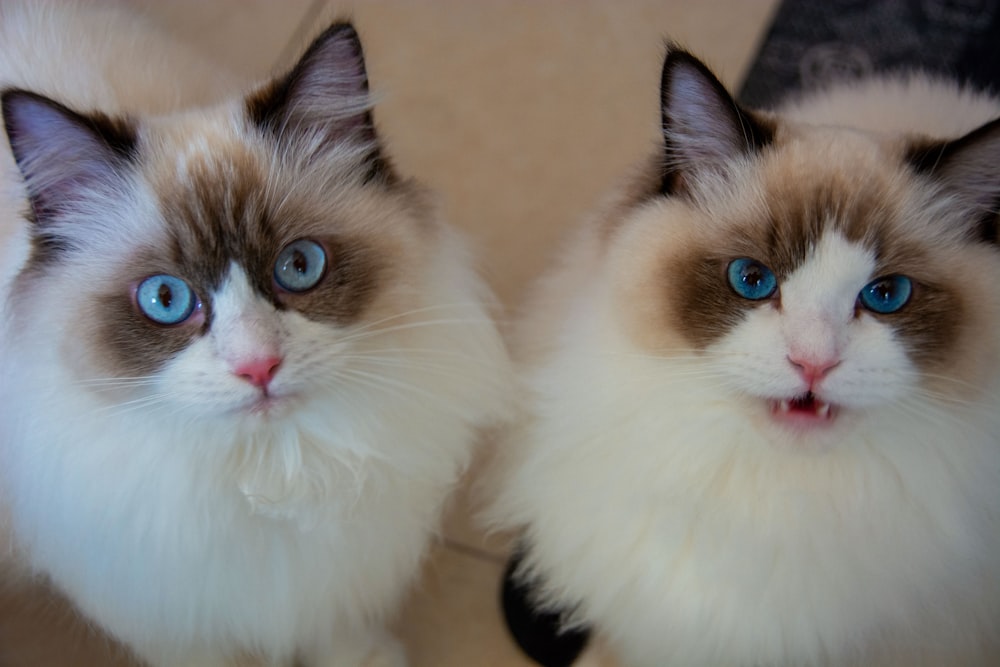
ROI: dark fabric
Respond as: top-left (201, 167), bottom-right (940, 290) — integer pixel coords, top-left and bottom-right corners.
top-left (739, 0), bottom-right (1000, 109)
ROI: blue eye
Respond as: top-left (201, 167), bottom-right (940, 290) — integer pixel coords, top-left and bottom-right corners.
top-left (136, 275), bottom-right (196, 325)
top-left (727, 258), bottom-right (777, 300)
top-left (274, 239), bottom-right (326, 292)
top-left (859, 275), bottom-right (912, 314)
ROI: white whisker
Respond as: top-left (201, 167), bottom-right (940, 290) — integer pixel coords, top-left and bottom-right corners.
top-left (336, 317), bottom-right (494, 346)
top-left (94, 393), bottom-right (177, 419)
top-left (326, 367), bottom-right (469, 418)
top-left (338, 346), bottom-right (505, 370)
top-left (339, 302), bottom-right (489, 338)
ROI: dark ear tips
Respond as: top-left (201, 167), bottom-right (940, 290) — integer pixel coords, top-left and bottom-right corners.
top-left (244, 20), bottom-right (394, 182)
top-left (906, 116), bottom-right (1000, 244)
top-left (245, 20), bottom-right (372, 140)
top-left (2, 89), bottom-right (136, 225)
top-left (659, 47), bottom-right (772, 196)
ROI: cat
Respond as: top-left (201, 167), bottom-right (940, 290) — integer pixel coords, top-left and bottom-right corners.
top-left (487, 46), bottom-right (1000, 667)
top-left (0, 3), bottom-right (513, 666)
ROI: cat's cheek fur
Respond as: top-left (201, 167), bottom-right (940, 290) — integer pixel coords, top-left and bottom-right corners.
top-left (0, 227), bottom-right (514, 664)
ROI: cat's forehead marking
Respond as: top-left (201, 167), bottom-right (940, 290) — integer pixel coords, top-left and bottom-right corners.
top-left (779, 232), bottom-right (874, 320)
top-left (664, 133), bottom-right (964, 369)
top-left (173, 135), bottom-right (216, 179)
top-left (153, 142), bottom-right (385, 326)
top-left (210, 263), bottom-right (283, 360)
top-left (158, 144), bottom-right (277, 296)
top-left (757, 135), bottom-right (900, 275)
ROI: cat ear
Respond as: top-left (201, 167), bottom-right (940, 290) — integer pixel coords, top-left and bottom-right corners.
top-left (659, 47), bottom-right (773, 195)
top-left (246, 22), bottom-right (392, 182)
top-left (908, 117), bottom-right (1000, 244)
top-left (2, 89), bottom-right (136, 224)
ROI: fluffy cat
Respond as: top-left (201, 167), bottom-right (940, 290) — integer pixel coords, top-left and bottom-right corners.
top-left (0, 4), bottom-right (513, 666)
top-left (487, 47), bottom-right (1000, 666)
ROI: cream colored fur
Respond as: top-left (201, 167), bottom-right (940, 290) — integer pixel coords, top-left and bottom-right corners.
top-left (0, 4), bottom-right (515, 666)
top-left (488, 73), bottom-right (1000, 666)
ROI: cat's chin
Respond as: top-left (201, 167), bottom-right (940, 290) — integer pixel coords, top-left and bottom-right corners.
top-left (232, 390), bottom-right (298, 420)
top-left (768, 392), bottom-right (837, 430)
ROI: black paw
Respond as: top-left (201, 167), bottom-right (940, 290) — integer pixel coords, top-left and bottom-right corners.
top-left (500, 552), bottom-right (590, 667)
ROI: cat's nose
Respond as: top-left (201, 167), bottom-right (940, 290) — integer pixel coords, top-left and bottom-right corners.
top-left (234, 356), bottom-right (283, 389)
top-left (788, 355), bottom-right (839, 387)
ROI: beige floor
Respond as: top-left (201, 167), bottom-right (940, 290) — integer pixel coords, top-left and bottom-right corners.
top-left (0, 2), bottom-right (779, 665)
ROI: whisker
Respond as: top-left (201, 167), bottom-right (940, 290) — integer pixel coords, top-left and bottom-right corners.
top-left (596, 348), bottom-right (745, 363)
top-left (339, 302), bottom-right (492, 338)
top-left (94, 393), bottom-right (176, 419)
top-left (337, 354), bottom-right (477, 377)
top-left (327, 368), bottom-right (470, 417)
top-left (74, 382), bottom-right (162, 394)
top-left (335, 317), bottom-right (497, 346)
top-left (908, 387), bottom-right (997, 415)
top-left (74, 376), bottom-right (159, 387)
top-left (918, 372), bottom-right (1000, 402)
top-left (336, 347), bottom-right (506, 369)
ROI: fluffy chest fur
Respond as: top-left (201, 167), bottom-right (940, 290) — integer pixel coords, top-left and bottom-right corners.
top-left (511, 275), bottom-right (999, 665)
top-left (0, 7), bottom-right (513, 665)
top-left (2, 340), bottom-right (474, 657)
top-left (490, 49), bottom-right (1000, 666)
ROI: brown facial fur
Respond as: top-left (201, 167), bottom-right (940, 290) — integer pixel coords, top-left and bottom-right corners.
top-left (611, 127), bottom-right (977, 377)
top-left (81, 120), bottom-right (429, 381)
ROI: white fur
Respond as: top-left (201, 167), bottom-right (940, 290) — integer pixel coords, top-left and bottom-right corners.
top-left (1, 234), bottom-right (512, 665)
top-left (489, 76), bottom-right (1000, 666)
top-left (497, 246), bottom-right (1000, 665)
top-left (0, 4), bottom-right (515, 666)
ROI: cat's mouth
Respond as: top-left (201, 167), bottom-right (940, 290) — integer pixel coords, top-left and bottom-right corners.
top-left (769, 392), bottom-right (835, 426)
top-left (238, 389), bottom-right (297, 418)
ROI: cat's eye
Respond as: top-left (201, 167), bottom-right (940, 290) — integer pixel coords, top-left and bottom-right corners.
top-left (727, 258), bottom-right (777, 301)
top-left (135, 275), bottom-right (197, 325)
top-left (859, 275), bottom-right (912, 314)
top-left (274, 239), bottom-right (327, 293)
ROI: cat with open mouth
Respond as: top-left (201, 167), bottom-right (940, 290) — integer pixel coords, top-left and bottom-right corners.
top-left (488, 44), bottom-right (1000, 667)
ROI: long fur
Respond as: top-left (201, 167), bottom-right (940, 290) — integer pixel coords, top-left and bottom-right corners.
top-left (0, 4), bottom-right (514, 666)
top-left (487, 57), bottom-right (1000, 666)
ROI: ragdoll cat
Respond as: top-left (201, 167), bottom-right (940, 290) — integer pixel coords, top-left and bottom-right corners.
top-left (488, 47), bottom-right (1000, 666)
top-left (0, 4), bottom-right (513, 666)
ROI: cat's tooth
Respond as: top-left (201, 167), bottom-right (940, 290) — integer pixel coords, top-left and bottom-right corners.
top-left (779, 400), bottom-right (791, 413)
top-left (817, 402), bottom-right (831, 419)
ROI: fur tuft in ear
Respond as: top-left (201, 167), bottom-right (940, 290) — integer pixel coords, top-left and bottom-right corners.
top-left (908, 116), bottom-right (1000, 244)
top-left (2, 89), bottom-right (136, 227)
top-left (659, 47), bottom-right (772, 195)
top-left (246, 22), bottom-right (392, 182)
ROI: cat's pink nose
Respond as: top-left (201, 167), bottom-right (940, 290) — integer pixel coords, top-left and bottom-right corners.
top-left (234, 356), bottom-right (283, 388)
top-left (788, 355), bottom-right (839, 387)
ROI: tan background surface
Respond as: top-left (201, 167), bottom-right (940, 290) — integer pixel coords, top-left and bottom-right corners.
top-left (0, 2), bottom-right (779, 665)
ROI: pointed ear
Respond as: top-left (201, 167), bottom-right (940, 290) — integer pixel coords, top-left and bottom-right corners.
top-left (246, 22), bottom-right (392, 181)
top-left (659, 47), bottom-right (773, 195)
top-left (2, 89), bottom-right (136, 224)
top-left (908, 117), bottom-right (1000, 244)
